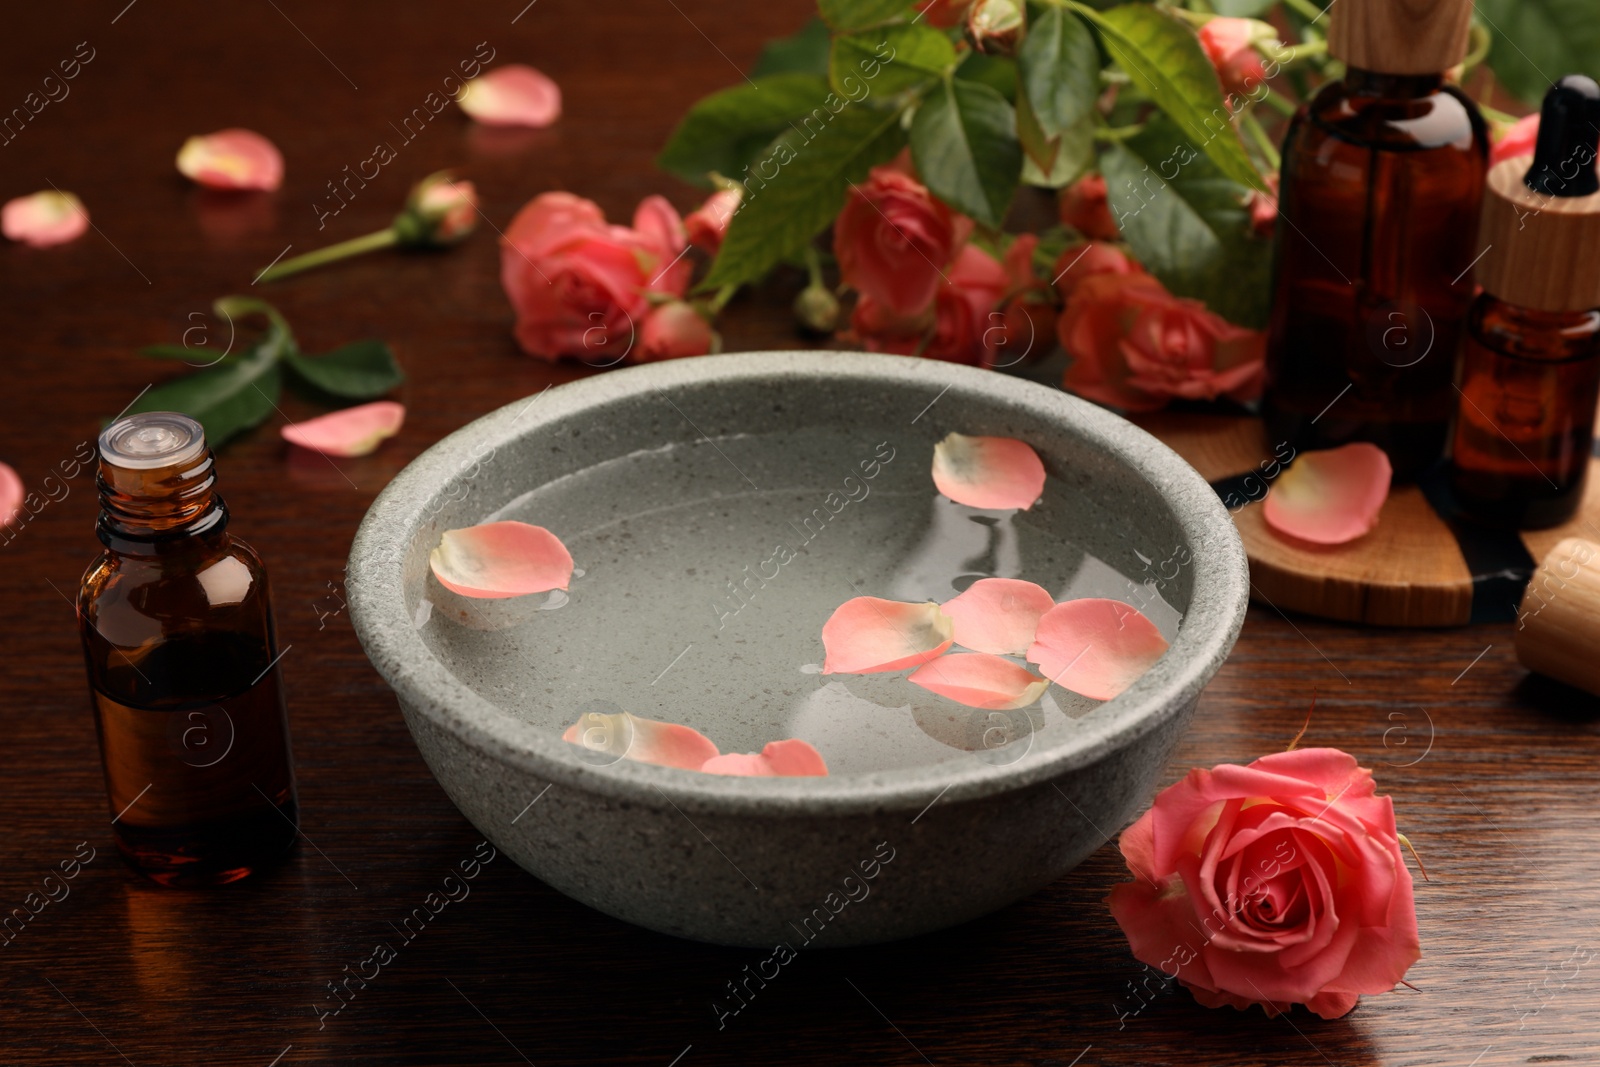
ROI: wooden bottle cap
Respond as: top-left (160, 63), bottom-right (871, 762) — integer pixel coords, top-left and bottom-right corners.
top-left (1515, 538), bottom-right (1600, 695)
top-left (1327, 0), bottom-right (1472, 75)
top-left (1477, 159), bottom-right (1600, 311)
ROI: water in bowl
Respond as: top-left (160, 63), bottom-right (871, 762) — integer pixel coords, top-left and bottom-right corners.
top-left (416, 427), bottom-right (1185, 775)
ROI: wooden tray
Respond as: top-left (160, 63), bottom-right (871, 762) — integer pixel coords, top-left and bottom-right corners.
top-left (1131, 412), bottom-right (1600, 627)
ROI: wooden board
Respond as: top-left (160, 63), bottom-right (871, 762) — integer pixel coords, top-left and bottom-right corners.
top-left (1133, 412), bottom-right (1600, 627)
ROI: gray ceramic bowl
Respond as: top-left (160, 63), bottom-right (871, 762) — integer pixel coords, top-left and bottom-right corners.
top-left (346, 351), bottom-right (1248, 947)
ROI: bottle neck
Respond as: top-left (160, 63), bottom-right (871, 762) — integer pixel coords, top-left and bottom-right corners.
top-left (96, 447), bottom-right (229, 554)
top-left (1472, 292), bottom-right (1600, 363)
top-left (1343, 66), bottom-right (1445, 100)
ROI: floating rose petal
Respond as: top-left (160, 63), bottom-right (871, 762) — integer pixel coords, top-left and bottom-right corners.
top-left (941, 578), bottom-right (1055, 654)
top-left (701, 739), bottom-right (829, 777)
top-left (0, 461), bottom-right (22, 526)
top-left (1027, 598), bottom-right (1169, 701)
top-left (2, 191), bottom-right (89, 248)
top-left (176, 129), bottom-right (284, 191)
top-left (280, 401), bottom-right (405, 457)
top-left (429, 520), bottom-right (574, 599)
top-left (931, 432), bottom-right (1047, 510)
top-left (458, 64), bottom-right (562, 127)
top-left (562, 710), bottom-right (718, 770)
top-left (1263, 443), bottom-right (1392, 546)
top-left (909, 653), bottom-right (1049, 710)
top-left (821, 597), bottom-right (954, 674)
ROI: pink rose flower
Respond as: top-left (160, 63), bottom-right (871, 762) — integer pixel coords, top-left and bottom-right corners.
top-left (684, 187), bottom-right (742, 253)
top-left (1491, 112), bottom-right (1539, 167)
top-left (988, 234), bottom-right (1057, 366)
top-left (1198, 17), bottom-right (1278, 100)
top-left (850, 245), bottom-right (1009, 365)
top-left (499, 192), bottom-right (690, 362)
top-left (1059, 271), bottom-right (1264, 412)
top-left (1058, 174), bottom-right (1121, 242)
top-left (835, 155), bottom-right (971, 317)
top-left (638, 300), bottom-right (714, 361)
top-left (1107, 748), bottom-right (1421, 1020)
top-left (1052, 240), bottom-right (1142, 304)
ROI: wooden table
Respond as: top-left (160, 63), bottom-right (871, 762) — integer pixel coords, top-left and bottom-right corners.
top-left (2, 3), bottom-right (1595, 1064)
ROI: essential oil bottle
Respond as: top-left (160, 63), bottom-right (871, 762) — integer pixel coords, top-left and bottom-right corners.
top-left (1261, 0), bottom-right (1487, 479)
top-left (77, 412), bottom-right (298, 886)
top-left (1450, 77), bottom-right (1600, 529)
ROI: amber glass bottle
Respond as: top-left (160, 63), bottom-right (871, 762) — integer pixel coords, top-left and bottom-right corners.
top-left (1450, 77), bottom-right (1600, 528)
top-left (78, 412), bottom-right (298, 886)
top-left (1261, 0), bottom-right (1486, 480)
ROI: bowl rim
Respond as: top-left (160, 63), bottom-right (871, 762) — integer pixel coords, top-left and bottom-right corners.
top-left (346, 351), bottom-right (1249, 816)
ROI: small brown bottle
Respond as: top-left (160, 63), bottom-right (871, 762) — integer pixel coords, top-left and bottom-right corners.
top-left (1450, 77), bottom-right (1600, 529)
top-left (1261, 0), bottom-right (1487, 479)
top-left (77, 412), bottom-right (298, 886)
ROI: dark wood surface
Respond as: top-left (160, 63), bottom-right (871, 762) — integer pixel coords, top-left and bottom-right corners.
top-left (2, 3), bottom-right (1596, 1065)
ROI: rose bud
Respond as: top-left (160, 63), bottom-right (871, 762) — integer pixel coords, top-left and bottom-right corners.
top-left (966, 0), bottom-right (1024, 56)
top-left (638, 300), bottom-right (715, 361)
top-left (1058, 174), bottom-right (1121, 242)
top-left (685, 187), bottom-right (742, 254)
top-left (1197, 17), bottom-right (1280, 101)
top-left (794, 283), bottom-right (841, 335)
top-left (394, 170), bottom-right (480, 248)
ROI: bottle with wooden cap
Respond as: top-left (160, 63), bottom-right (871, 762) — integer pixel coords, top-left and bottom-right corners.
top-left (77, 412), bottom-right (298, 886)
top-left (1449, 77), bottom-right (1600, 529)
top-left (1261, 0), bottom-right (1487, 480)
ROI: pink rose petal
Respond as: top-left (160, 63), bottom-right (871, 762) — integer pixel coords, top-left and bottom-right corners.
top-left (562, 710), bottom-right (718, 770)
top-left (1026, 598), bottom-right (1169, 701)
top-left (2, 191), bottom-right (89, 248)
top-left (176, 128), bottom-right (284, 191)
top-left (1263, 444), bottom-right (1392, 546)
top-left (821, 597), bottom-right (955, 674)
top-left (280, 401), bottom-right (404, 457)
top-left (0, 461), bottom-right (22, 526)
top-left (908, 652), bottom-right (1050, 710)
top-left (941, 578), bottom-right (1055, 655)
top-left (458, 64), bottom-right (562, 127)
top-left (429, 520), bottom-right (574, 599)
top-left (931, 432), bottom-right (1047, 510)
top-left (700, 739), bottom-right (829, 777)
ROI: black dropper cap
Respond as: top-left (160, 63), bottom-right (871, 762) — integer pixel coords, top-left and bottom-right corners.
top-left (1525, 75), bottom-right (1600, 198)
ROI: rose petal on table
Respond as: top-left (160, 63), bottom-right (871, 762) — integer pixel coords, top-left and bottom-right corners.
top-left (562, 710), bottom-right (719, 770)
top-left (1027, 598), bottom-right (1169, 701)
top-left (700, 739), bottom-right (829, 777)
top-left (908, 652), bottom-right (1050, 710)
top-left (176, 128), bottom-right (284, 191)
top-left (2, 191), bottom-right (89, 248)
top-left (280, 401), bottom-right (405, 457)
top-left (931, 432), bottom-right (1046, 510)
top-left (458, 64), bottom-right (562, 127)
top-left (821, 597), bottom-right (954, 674)
top-left (941, 577), bottom-right (1055, 654)
top-left (1263, 444), bottom-right (1392, 546)
top-left (0, 461), bottom-right (23, 526)
top-left (429, 520), bottom-right (574, 598)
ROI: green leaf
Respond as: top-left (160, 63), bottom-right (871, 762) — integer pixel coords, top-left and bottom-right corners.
top-left (1100, 116), bottom-right (1271, 328)
top-left (830, 23), bottom-right (956, 98)
top-left (702, 104), bottom-right (908, 289)
top-left (1021, 113), bottom-right (1095, 188)
top-left (819, 0), bottom-right (910, 32)
top-left (1210, 0), bottom-right (1276, 15)
top-left (751, 17), bottom-right (832, 78)
top-left (954, 50), bottom-right (1019, 101)
top-left (1071, 2), bottom-right (1264, 192)
top-left (123, 346), bottom-right (284, 448)
top-left (911, 78), bottom-right (1023, 227)
top-left (1477, 0), bottom-right (1600, 106)
top-left (284, 340), bottom-right (405, 400)
top-left (1018, 6), bottom-right (1100, 139)
top-left (656, 73), bottom-right (832, 187)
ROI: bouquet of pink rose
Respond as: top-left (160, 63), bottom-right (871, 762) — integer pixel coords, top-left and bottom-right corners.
top-left (532, 0), bottom-right (1531, 411)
